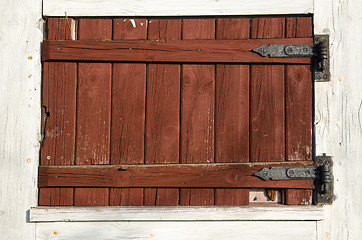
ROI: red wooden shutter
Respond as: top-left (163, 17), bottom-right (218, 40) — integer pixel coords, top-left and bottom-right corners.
top-left (39, 16), bottom-right (314, 206)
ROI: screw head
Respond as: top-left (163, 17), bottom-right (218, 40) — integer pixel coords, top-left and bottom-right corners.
top-left (285, 46), bottom-right (293, 54)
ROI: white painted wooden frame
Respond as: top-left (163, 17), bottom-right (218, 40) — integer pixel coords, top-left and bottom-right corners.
top-left (43, 0), bottom-right (313, 17)
top-left (30, 206), bottom-right (325, 222)
top-left (2, 0), bottom-right (362, 239)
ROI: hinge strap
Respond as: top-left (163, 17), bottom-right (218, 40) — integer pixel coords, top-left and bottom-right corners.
top-left (253, 154), bottom-right (334, 205)
top-left (252, 44), bottom-right (314, 58)
top-left (252, 35), bottom-right (330, 82)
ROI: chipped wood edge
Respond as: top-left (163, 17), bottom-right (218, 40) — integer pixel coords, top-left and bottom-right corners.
top-left (29, 206), bottom-right (325, 222)
top-left (43, 0), bottom-right (313, 17)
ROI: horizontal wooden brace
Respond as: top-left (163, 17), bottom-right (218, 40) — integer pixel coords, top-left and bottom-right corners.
top-left (42, 38), bottom-right (313, 63)
top-left (39, 162), bottom-right (315, 188)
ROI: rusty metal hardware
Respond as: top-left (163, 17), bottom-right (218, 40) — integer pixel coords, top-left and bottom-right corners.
top-left (252, 44), bottom-right (314, 58)
top-left (252, 35), bottom-right (330, 82)
top-left (254, 166), bottom-right (316, 180)
top-left (253, 154), bottom-right (334, 204)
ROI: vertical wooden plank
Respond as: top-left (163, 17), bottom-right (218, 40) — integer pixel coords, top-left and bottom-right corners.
top-left (180, 64), bottom-right (215, 164)
top-left (113, 19), bottom-right (147, 40)
top-left (250, 65), bottom-right (285, 162)
top-left (251, 17), bottom-right (285, 39)
top-left (109, 188), bottom-right (144, 206)
top-left (76, 63), bottom-right (111, 165)
top-left (1, 0), bottom-right (41, 237)
top-left (179, 189), bottom-right (214, 206)
top-left (46, 18), bottom-right (74, 40)
top-left (214, 18), bottom-right (250, 205)
top-left (41, 62), bottom-right (77, 166)
top-left (110, 63), bottom-right (146, 164)
top-left (74, 188), bottom-right (109, 206)
top-left (286, 17), bottom-right (313, 38)
top-left (144, 63), bottom-right (180, 206)
top-left (285, 17), bottom-right (313, 205)
top-left (285, 189), bottom-right (312, 205)
top-left (39, 18), bottom-right (76, 206)
top-left (285, 65), bottom-right (312, 161)
top-left (144, 19), bottom-right (181, 206)
top-left (216, 18), bottom-right (250, 40)
top-left (215, 18), bottom-right (250, 163)
top-left (215, 65), bottom-right (249, 163)
top-left (39, 188), bottom-right (73, 206)
top-left (250, 18), bottom-right (285, 163)
top-left (179, 19), bottom-right (215, 206)
top-left (182, 19), bottom-right (215, 39)
top-left (74, 19), bottom-right (112, 206)
top-left (78, 19), bottom-right (112, 40)
top-left (145, 19), bottom-right (181, 206)
top-left (147, 19), bottom-right (181, 40)
top-left (110, 18), bottom-right (147, 206)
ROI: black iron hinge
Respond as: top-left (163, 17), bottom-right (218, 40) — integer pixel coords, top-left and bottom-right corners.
top-left (253, 35), bottom-right (330, 82)
top-left (253, 154), bottom-right (334, 205)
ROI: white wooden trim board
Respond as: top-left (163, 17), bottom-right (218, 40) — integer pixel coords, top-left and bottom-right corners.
top-left (0, 0), bottom-right (42, 239)
top-left (29, 206), bottom-right (325, 222)
top-left (43, 0), bottom-right (313, 17)
top-left (313, 0), bottom-right (362, 239)
top-left (35, 221), bottom-right (318, 240)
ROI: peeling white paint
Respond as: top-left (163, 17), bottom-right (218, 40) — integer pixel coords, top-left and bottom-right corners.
top-left (130, 19), bottom-right (136, 28)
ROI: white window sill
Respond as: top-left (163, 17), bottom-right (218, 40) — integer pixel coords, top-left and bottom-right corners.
top-left (29, 205), bottom-right (325, 222)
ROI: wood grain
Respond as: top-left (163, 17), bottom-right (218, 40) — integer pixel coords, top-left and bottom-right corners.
top-left (181, 65), bottom-right (215, 164)
top-left (215, 18), bottom-right (250, 205)
top-left (74, 188), bottom-right (109, 206)
top-left (285, 17), bottom-right (313, 204)
top-left (42, 38), bottom-right (313, 64)
top-left (251, 17), bottom-right (285, 39)
top-left (250, 18), bottom-right (286, 163)
top-left (216, 18), bottom-right (250, 40)
top-left (46, 18), bottom-right (74, 40)
top-left (38, 188), bottom-right (73, 206)
top-left (109, 188), bottom-right (144, 206)
top-left (144, 18), bottom-right (182, 206)
top-left (215, 65), bottom-right (249, 163)
top-left (286, 65), bottom-right (312, 161)
top-left (78, 18), bottom-right (112, 40)
top-left (39, 18), bottom-right (76, 206)
top-left (35, 221), bottom-right (318, 240)
top-left (180, 19), bottom-right (216, 206)
top-left (145, 63), bottom-right (180, 205)
top-left (76, 64), bottom-right (111, 165)
top-left (182, 19), bottom-right (215, 39)
top-left (250, 65), bottom-right (285, 162)
top-left (109, 18), bottom-right (147, 206)
top-left (148, 19), bottom-right (181, 40)
top-left (110, 63), bottom-right (146, 164)
top-left (285, 189), bottom-right (312, 205)
top-left (286, 17), bottom-right (313, 38)
top-left (38, 162), bottom-right (315, 189)
top-left (30, 206), bottom-right (325, 222)
top-left (113, 19), bottom-right (147, 40)
top-left (74, 19), bottom-right (112, 206)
